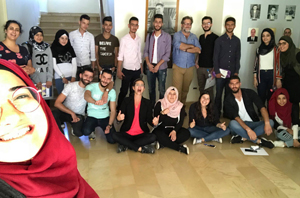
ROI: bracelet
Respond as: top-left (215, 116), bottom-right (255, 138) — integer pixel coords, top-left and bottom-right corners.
top-left (108, 124), bottom-right (112, 128)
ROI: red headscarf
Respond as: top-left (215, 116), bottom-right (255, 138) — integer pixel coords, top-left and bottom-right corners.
top-left (268, 88), bottom-right (292, 128)
top-left (0, 59), bottom-right (98, 198)
top-left (158, 86), bottom-right (183, 118)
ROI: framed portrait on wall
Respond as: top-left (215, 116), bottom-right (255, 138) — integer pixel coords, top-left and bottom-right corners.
top-left (145, 0), bottom-right (179, 37)
top-left (250, 4), bottom-right (261, 20)
top-left (267, 5), bottom-right (279, 21)
top-left (247, 28), bottom-right (259, 43)
top-left (285, 5), bottom-right (296, 21)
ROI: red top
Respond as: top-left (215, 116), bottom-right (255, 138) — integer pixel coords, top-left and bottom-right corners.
top-left (0, 59), bottom-right (98, 198)
top-left (127, 102), bottom-right (144, 136)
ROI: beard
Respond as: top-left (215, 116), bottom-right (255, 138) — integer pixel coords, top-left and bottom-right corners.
top-left (231, 88), bottom-right (240, 94)
top-left (80, 78), bottom-right (90, 86)
top-left (154, 26), bottom-right (162, 31)
top-left (202, 27), bottom-right (211, 32)
top-left (99, 80), bottom-right (107, 88)
top-left (183, 28), bottom-right (191, 33)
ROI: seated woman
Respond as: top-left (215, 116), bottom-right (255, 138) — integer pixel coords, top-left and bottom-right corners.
top-left (0, 20), bottom-right (34, 75)
top-left (51, 29), bottom-right (77, 94)
top-left (269, 88), bottom-right (300, 147)
top-left (152, 86), bottom-right (190, 155)
top-left (0, 59), bottom-right (98, 197)
top-left (188, 91), bottom-right (230, 144)
top-left (112, 78), bottom-right (156, 154)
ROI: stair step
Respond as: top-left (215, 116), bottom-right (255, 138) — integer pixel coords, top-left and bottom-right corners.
top-left (41, 15), bottom-right (100, 22)
top-left (40, 22), bottom-right (101, 28)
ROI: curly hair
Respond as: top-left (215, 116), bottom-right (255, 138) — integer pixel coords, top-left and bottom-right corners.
top-left (195, 91), bottom-right (214, 123)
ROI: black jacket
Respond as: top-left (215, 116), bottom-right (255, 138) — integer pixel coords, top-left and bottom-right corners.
top-left (224, 88), bottom-right (264, 122)
top-left (119, 96), bottom-right (153, 133)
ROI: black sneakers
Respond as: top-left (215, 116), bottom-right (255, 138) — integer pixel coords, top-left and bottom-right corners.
top-left (260, 138), bottom-right (274, 149)
top-left (230, 135), bottom-right (243, 144)
top-left (117, 144), bottom-right (128, 153)
top-left (179, 144), bottom-right (189, 155)
top-left (141, 145), bottom-right (155, 154)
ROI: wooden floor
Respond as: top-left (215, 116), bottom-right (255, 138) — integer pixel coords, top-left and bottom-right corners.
top-left (65, 108), bottom-right (300, 198)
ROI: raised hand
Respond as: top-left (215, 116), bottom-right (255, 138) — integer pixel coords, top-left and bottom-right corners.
top-left (152, 115), bottom-right (160, 126)
top-left (190, 119), bottom-right (196, 128)
top-left (117, 111), bottom-right (125, 121)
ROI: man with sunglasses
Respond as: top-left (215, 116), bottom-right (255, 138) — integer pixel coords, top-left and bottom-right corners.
top-left (95, 16), bottom-right (119, 82)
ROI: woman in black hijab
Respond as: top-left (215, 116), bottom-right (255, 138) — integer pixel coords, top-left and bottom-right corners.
top-left (51, 30), bottom-right (77, 94)
top-left (253, 28), bottom-right (278, 104)
top-left (276, 36), bottom-right (300, 127)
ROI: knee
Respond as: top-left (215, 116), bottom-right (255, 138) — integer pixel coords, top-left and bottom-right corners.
top-left (269, 119), bottom-right (274, 127)
top-left (188, 127), bottom-right (197, 137)
top-left (229, 120), bottom-right (242, 131)
top-left (81, 126), bottom-right (92, 136)
top-left (224, 128), bottom-right (231, 136)
top-left (149, 133), bottom-right (157, 142)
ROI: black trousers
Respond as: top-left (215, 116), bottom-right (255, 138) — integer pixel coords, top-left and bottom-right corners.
top-left (117, 68), bottom-right (141, 109)
top-left (52, 109), bottom-right (84, 136)
top-left (153, 127), bottom-right (190, 151)
top-left (112, 132), bottom-right (156, 151)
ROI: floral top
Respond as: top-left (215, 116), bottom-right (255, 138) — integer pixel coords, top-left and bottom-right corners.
top-left (0, 42), bottom-right (31, 66)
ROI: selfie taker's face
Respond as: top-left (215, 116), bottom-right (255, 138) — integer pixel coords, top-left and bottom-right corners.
top-left (0, 70), bottom-right (47, 162)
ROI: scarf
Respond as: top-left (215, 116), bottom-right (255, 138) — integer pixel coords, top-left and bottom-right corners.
top-left (258, 28), bottom-right (275, 55)
top-left (268, 88), bottom-right (292, 128)
top-left (28, 26), bottom-right (49, 52)
top-left (50, 29), bottom-right (76, 63)
top-left (158, 86), bottom-right (183, 118)
top-left (0, 59), bottom-right (98, 198)
top-left (279, 36), bottom-right (300, 76)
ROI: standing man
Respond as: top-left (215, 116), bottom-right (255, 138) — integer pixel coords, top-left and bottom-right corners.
top-left (144, 14), bottom-right (171, 107)
top-left (172, 16), bottom-right (201, 104)
top-left (52, 68), bottom-right (94, 136)
top-left (69, 14), bottom-right (96, 80)
top-left (195, 16), bottom-right (218, 99)
top-left (82, 69), bottom-right (116, 143)
top-left (214, 17), bottom-right (241, 117)
top-left (225, 76), bottom-right (274, 149)
top-left (117, 16), bottom-right (142, 109)
top-left (95, 16), bottom-right (119, 81)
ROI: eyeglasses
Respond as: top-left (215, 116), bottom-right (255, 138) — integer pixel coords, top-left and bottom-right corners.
top-left (2, 87), bottom-right (41, 114)
top-left (278, 42), bottom-right (287, 46)
top-left (202, 22), bottom-right (211, 26)
top-left (183, 23), bottom-right (192, 26)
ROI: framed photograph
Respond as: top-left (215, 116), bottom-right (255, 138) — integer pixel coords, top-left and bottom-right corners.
top-left (267, 5), bottom-right (279, 21)
top-left (247, 28), bottom-right (259, 44)
top-left (285, 5), bottom-right (296, 21)
top-left (250, 4), bottom-right (261, 20)
top-left (145, 0), bottom-right (179, 37)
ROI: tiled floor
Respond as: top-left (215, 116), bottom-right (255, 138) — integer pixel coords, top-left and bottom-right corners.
top-left (65, 108), bottom-right (300, 198)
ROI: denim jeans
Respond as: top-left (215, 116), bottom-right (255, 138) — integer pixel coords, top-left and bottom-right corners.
top-left (229, 119), bottom-right (274, 143)
top-left (189, 125), bottom-right (230, 142)
top-left (215, 78), bottom-right (230, 116)
top-left (257, 70), bottom-right (273, 105)
top-left (55, 76), bottom-right (72, 95)
top-left (147, 68), bottom-right (167, 107)
top-left (81, 116), bottom-right (115, 144)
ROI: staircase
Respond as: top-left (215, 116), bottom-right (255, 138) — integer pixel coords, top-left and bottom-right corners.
top-left (39, 13), bottom-right (102, 44)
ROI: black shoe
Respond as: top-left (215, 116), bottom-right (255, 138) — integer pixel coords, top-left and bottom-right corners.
top-left (179, 144), bottom-right (189, 155)
top-left (141, 145), bottom-right (155, 154)
top-left (117, 144), bottom-right (128, 153)
top-left (230, 135), bottom-right (243, 144)
top-left (260, 138), bottom-right (274, 149)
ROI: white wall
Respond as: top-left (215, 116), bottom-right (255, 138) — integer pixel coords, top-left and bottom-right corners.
top-left (47, 0), bottom-right (100, 13)
top-left (5, 0), bottom-right (40, 44)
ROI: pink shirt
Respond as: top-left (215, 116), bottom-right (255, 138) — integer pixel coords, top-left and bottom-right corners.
top-left (127, 102), bottom-right (144, 136)
top-left (117, 33), bottom-right (142, 70)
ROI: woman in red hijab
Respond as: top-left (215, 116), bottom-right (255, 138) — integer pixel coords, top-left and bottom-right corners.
top-left (0, 59), bottom-right (98, 197)
top-left (269, 88), bottom-right (300, 147)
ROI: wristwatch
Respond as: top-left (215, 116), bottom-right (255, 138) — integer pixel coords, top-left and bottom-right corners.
top-left (105, 88), bottom-right (110, 92)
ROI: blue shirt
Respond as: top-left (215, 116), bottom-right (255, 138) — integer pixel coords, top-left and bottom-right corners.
top-left (172, 31), bottom-right (201, 68)
top-left (85, 83), bottom-right (116, 119)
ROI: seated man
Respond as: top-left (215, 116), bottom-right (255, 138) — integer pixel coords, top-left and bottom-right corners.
top-left (82, 69), bottom-right (116, 143)
top-left (52, 68), bottom-right (94, 136)
top-left (225, 76), bottom-right (275, 148)
top-left (112, 79), bottom-right (156, 154)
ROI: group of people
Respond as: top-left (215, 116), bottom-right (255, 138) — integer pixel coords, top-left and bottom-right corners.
top-left (0, 11), bottom-right (300, 198)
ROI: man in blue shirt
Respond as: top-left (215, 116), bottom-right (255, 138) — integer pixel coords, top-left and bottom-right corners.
top-left (172, 16), bottom-right (201, 104)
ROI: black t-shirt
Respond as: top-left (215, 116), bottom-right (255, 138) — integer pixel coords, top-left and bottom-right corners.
top-left (198, 33), bottom-right (218, 68)
top-left (0, 42), bottom-right (31, 66)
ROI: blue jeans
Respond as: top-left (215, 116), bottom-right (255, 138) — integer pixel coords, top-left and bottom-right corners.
top-left (189, 125), bottom-right (230, 141)
top-left (257, 70), bottom-right (273, 105)
top-left (82, 116), bottom-right (115, 144)
top-left (215, 78), bottom-right (230, 116)
top-left (229, 119), bottom-right (274, 143)
top-left (147, 68), bottom-right (167, 107)
top-left (55, 76), bottom-right (72, 94)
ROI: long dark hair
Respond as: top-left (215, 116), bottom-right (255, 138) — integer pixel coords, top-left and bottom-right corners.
top-left (195, 91), bottom-right (214, 123)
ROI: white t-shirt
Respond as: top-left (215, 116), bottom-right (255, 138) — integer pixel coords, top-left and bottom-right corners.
top-left (152, 34), bottom-right (161, 64)
top-left (260, 49), bottom-right (274, 70)
top-left (235, 98), bottom-right (253, 122)
top-left (62, 81), bottom-right (86, 115)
